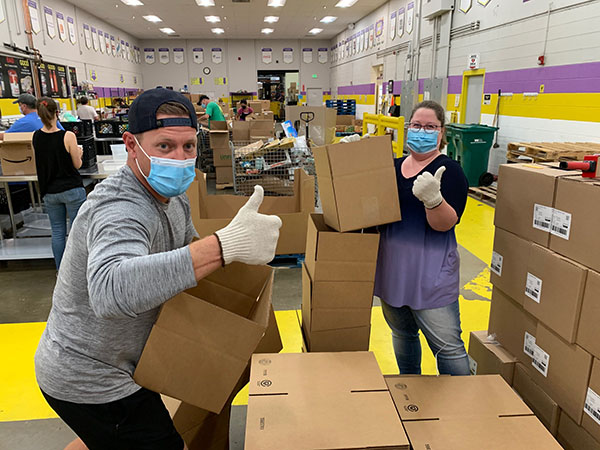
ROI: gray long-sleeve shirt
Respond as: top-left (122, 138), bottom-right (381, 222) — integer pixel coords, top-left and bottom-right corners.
top-left (35, 165), bottom-right (198, 404)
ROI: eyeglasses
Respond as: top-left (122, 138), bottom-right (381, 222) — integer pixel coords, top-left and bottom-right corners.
top-left (407, 123), bottom-right (442, 134)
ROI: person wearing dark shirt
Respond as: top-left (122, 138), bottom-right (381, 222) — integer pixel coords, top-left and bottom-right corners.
top-left (375, 100), bottom-right (470, 376)
top-left (0, 94), bottom-right (65, 140)
top-left (235, 99), bottom-right (254, 121)
top-left (33, 97), bottom-right (86, 270)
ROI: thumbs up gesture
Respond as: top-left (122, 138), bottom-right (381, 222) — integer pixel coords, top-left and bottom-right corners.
top-left (412, 166), bottom-right (446, 209)
top-left (215, 185), bottom-right (283, 265)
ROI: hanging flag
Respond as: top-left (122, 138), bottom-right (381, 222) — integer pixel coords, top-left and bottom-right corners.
top-left (406, 2), bottom-right (415, 34)
top-left (173, 48), bottom-right (184, 64)
top-left (212, 48), bottom-right (222, 64)
top-left (144, 48), bottom-right (155, 64)
top-left (283, 48), bottom-right (293, 64)
top-left (159, 48), bottom-right (170, 64)
top-left (67, 16), bottom-right (76, 44)
top-left (375, 18), bottom-right (384, 43)
top-left (126, 42), bottom-right (131, 61)
top-left (83, 24), bottom-right (92, 49)
top-left (318, 48), bottom-right (328, 64)
top-left (28, 1), bottom-right (41, 34)
top-left (369, 24), bottom-right (375, 48)
top-left (44, 6), bottom-right (55, 38)
top-left (0, 1), bottom-right (5, 24)
top-left (460, 0), bottom-right (472, 13)
top-left (390, 11), bottom-right (397, 40)
top-left (91, 27), bottom-right (99, 51)
top-left (110, 35), bottom-right (116, 56)
top-left (98, 30), bottom-right (104, 53)
top-left (56, 12), bottom-right (66, 41)
top-left (121, 40), bottom-right (126, 59)
top-left (262, 48), bottom-right (272, 64)
top-left (105, 33), bottom-right (111, 53)
top-left (398, 7), bottom-right (405, 37)
top-left (302, 48), bottom-right (313, 64)
top-left (193, 48), bottom-right (203, 64)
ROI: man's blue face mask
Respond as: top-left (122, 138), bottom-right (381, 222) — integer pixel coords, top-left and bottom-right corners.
top-left (406, 129), bottom-right (440, 154)
top-left (134, 136), bottom-right (196, 198)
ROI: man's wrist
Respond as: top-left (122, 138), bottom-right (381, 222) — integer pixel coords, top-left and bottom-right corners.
top-left (213, 233), bottom-right (226, 267)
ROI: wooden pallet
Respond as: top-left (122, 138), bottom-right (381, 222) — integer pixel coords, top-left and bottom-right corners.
top-left (215, 183), bottom-right (234, 190)
top-left (507, 142), bottom-right (600, 161)
top-left (468, 185), bottom-right (497, 204)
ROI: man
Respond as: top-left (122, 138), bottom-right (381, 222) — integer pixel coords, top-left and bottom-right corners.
top-left (34, 88), bottom-right (282, 449)
top-left (235, 99), bottom-right (254, 121)
top-left (1, 94), bottom-right (64, 139)
top-left (76, 96), bottom-right (99, 121)
top-left (197, 94), bottom-right (225, 128)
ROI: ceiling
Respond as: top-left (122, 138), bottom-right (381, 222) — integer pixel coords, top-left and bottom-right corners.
top-left (65, 0), bottom-right (388, 40)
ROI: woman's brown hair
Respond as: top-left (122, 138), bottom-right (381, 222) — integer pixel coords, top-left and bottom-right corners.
top-left (409, 100), bottom-right (448, 150)
top-left (37, 97), bottom-right (58, 129)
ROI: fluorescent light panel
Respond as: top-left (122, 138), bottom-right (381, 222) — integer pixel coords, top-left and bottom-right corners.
top-left (267, 0), bottom-right (286, 7)
top-left (264, 16), bottom-right (279, 23)
top-left (205, 15), bottom-right (221, 23)
top-left (335, 0), bottom-right (358, 7)
top-left (160, 27), bottom-right (176, 34)
top-left (211, 28), bottom-right (225, 34)
top-left (309, 28), bottom-right (323, 34)
top-left (261, 28), bottom-right (274, 34)
top-left (121, 0), bottom-right (144, 5)
top-left (320, 16), bottom-right (337, 23)
top-left (196, 0), bottom-right (215, 6)
top-left (143, 15), bottom-right (162, 22)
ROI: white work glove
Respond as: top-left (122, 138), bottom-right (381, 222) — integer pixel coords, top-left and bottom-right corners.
top-left (215, 185), bottom-right (282, 265)
top-left (340, 133), bottom-right (361, 143)
top-left (412, 166), bottom-right (446, 209)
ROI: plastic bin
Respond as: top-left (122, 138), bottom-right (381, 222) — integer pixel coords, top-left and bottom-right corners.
top-left (445, 123), bottom-right (498, 187)
top-left (94, 119), bottom-right (128, 138)
top-left (110, 144), bottom-right (127, 161)
top-left (62, 120), bottom-right (94, 138)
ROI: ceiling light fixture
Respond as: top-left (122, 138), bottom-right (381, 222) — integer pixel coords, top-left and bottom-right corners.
top-left (267, 0), bottom-right (286, 7)
top-left (335, 0), bottom-right (358, 7)
top-left (211, 27), bottom-right (225, 34)
top-left (308, 28), bottom-right (323, 34)
top-left (320, 16), bottom-right (337, 23)
top-left (195, 0), bottom-right (215, 6)
top-left (264, 16), bottom-right (279, 23)
top-left (205, 16), bottom-right (221, 23)
top-left (120, 0), bottom-right (143, 6)
top-left (159, 27), bottom-right (176, 34)
top-left (261, 28), bottom-right (274, 34)
top-left (143, 15), bottom-right (162, 22)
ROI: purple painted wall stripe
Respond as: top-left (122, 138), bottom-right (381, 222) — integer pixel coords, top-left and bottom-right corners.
top-left (337, 83), bottom-right (375, 95)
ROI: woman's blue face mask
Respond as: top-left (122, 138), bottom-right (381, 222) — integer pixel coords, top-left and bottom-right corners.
top-left (406, 128), bottom-right (440, 154)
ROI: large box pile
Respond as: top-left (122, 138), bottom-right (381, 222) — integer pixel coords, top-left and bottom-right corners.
top-left (209, 121), bottom-right (232, 185)
top-left (486, 162), bottom-right (600, 448)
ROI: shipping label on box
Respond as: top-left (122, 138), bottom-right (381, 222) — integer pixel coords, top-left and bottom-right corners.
top-left (585, 388), bottom-right (600, 426)
top-left (491, 251), bottom-right (503, 276)
top-left (524, 331), bottom-right (537, 359)
top-left (533, 204), bottom-right (554, 233)
top-left (525, 273), bottom-right (543, 303)
top-left (468, 355), bottom-right (478, 375)
top-left (532, 345), bottom-right (550, 377)
top-left (551, 209), bottom-right (572, 240)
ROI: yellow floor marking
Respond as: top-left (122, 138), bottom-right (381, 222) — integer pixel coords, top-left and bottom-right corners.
top-left (463, 267), bottom-right (493, 300)
top-left (456, 197), bottom-right (496, 265)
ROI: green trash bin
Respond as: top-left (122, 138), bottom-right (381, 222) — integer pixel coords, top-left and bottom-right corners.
top-left (445, 123), bottom-right (498, 187)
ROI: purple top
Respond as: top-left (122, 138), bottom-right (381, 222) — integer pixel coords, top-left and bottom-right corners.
top-left (374, 155), bottom-right (468, 310)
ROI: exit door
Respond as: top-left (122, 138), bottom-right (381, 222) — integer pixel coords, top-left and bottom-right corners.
top-left (464, 75), bottom-right (483, 124)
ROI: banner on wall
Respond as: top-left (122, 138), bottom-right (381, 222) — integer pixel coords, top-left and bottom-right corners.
top-left (302, 48), bottom-right (313, 64)
top-left (159, 48), bottom-right (169, 64)
top-left (406, 2), bottom-right (415, 34)
top-left (375, 18), bottom-right (384, 45)
top-left (398, 7), bottom-right (405, 37)
top-left (460, 0), bottom-right (472, 13)
top-left (0, 2), bottom-right (4, 24)
top-left (212, 48), bottom-right (222, 64)
top-left (56, 12), bottom-right (66, 41)
top-left (390, 11), bottom-right (397, 40)
top-left (360, 30), bottom-right (365, 52)
top-left (133, 46), bottom-right (138, 63)
top-left (105, 33), bottom-right (111, 53)
top-left (369, 24), bottom-right (375, 48)
top-left (91, 27), bottom-right (98, 51)
top-left (126, 42), bottom-right (131, 61)
top-left (215, 77), bottom-right (227, 86)
top-left (318, 47), bottom-right (327, 64)
top-left (98, 30), bottom-right (104, 53)
top-left (283, 48), bottom-right (293, 64)
top-left (28, 1), bottom-right (40, 34)
top-left (83, 24), bottom-right (92, 49)
top-left (121, 40), bottom-right (126, 59)
top-left (144, 48), bottom-right (155, 64)
top-left (173, 48), bottom-right (184, 64)
top-left (478, 0), bottom-right (491, 4)
top-left (67, 16), bottom-right (76, 44)
top-left (262, 48), bottom-right (272, 64)
top-left (44, 6), bottom-right (55, 38)
top-left (192, 48), bottom-right (203, 64)
top-left (110, 35), bottom-right (116, 56)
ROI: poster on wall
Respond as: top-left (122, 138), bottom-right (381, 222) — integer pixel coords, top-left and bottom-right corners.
top-left (390, 11), bottom-right (397, 40)
top-left (19, 59), bottom-right (34, 95)
top-left (318, 47), bottom-right (327, 64)
top-left (67, 17), bottom-right (76, 44)
top-left (98, 30), bottom-right (104, 53)
top-left (0, 57), bottom-right (33, 97)
top-left (211, 48), bottom-right (222, 64)
top-left (56, 65), bottom-right (69, 97)
top-left (38, 63), bottom-right (64, 98)
top-left (262, 48), bottom-right (272, 64)
top-left (91, 27), bottom-right (99, 51)
top-left (193, 48), bottom-right (203, 64)
top-left (69, 66), bottom-right (77, 89)
top-left (214, 77), bottom-right (227, 85)
top-left (478, 0), bottom-right (491, 4)
top-left (406, 2), bottom-right (414, 34)
top-left (83, 24), bottom-right (92, 49)
top-left (56, 13), bottom-right (66, 41)
top-left (398, 7), bottom-right (405, 37)
top-left (44, 6), bottom-right (55, 38)
top-left (173, 48), bottom-right (184, 64)
top-left (460, 0), bottom-right (472, 13)
top-left (159, 48), bottom-right (170, 64)
top-left (283, 48), bottom-right (293, 64)
top-left (28, 1), bottom-right (41, 34)
top-left (375, 18), bottom-right (384, 45)
top-left (302, 48), bottom-right (313, 64)
top-left (144, 48), bottom-right (155, 64)
top-left (110, 35), bottom-right (116, 56)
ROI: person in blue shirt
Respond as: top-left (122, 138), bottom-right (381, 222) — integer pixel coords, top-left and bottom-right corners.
top-left (1, 94), bottom-right (64, 139)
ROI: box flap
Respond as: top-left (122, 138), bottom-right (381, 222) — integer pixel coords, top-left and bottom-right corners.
top-left (324, 135), bottom-right (394, 177)
top-left (211, 121), bottom-right (228, 131)
top-left (2, 132), bottom-right (34, 143)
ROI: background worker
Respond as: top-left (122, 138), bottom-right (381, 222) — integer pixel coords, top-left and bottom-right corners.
top-left (235, 99), bottom-right (253, 121)
top-left (197, 94), bottom-right (225, 128)
top-left (35, 88), bottom-right (282, 449)
top-left (76, 97), bottom-right (99, 121)
top-left (0, 93), bottom-right (64, 139)
top-left (375, 100), bottom-right (470, 376)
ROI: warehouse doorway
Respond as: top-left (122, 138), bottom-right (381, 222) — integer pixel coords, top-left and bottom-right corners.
top-left (459, 69), bottom-right (486, 124)
top-left (257, 70), bottom-right (298, 120)
top-left (372, 64), bottom-right (384, 114)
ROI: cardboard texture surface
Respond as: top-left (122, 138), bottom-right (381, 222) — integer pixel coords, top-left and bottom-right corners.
top-left (577, 270), bottom-right (600, 360)
top-left (551, 177), bottom-right (600, 273)
top-left (488, 287), bottom-right (538, 365)
top-left (212, 147), bottom-right (232, 167)
top-left (336, 115), bottom-right (355, 126)
top-left (209, 130), bottom-right (229, 150)
top-left (211, 121), bottom-right (228, 131)
top-left (134, 263), bottom-right (274, 414)
top-left (185, 169), bottom-right (315, 255)
top-left (245, 352), bottom-right (409, 450)
top-left (314, 135), bottom-right (401, 232)
top-left (303, 322), bottom-right (371, 352)
top-left (528, 322), bottom-right (593, 425)
top-left (249, 120), bottom-right (274, 138)
top-left (231, 121), bottom-right (250, 141)
top-left (494, 164), bottom-right (573, 246)
top-left (215, 167), bottom-right (233, 184)
top-left (285, 106), bottom-right (337, 146)
top-left (0, 132), bottom-right (36, 175)
top-left (523, 244), bottom-right (587, 343)
top-left (490, 228), bottom-right (531, 306)
top-left (558, 411), bottom-right (600, 450)
top-left (513, 363), bottom-right (560, 435)
top-left (467, 330), bottom-right (517, 385)
top-left (583, 358), bottom-right (600, 442)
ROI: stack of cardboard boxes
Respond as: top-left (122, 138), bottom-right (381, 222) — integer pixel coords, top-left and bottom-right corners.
top-left (209, 121), bottom-right (233, 185)
top-left (302, 135), bottom-right (401, 351)
top-left (470, 163), bottom-right (600, 449)
top-left (287, 82), bottom-right (299, 103)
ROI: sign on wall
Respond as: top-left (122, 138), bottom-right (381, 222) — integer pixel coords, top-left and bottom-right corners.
top-left (215, 77), bottom-right (227, 85)
top-left (67, 16), bottom-right (76, 44)
top-left (460, 0), bottom-right (472, 13)
top-left (0, 2), bottom-right (5, 24)
top-left (173, 48), bottom-right (184, 64)
top-left (91, 27), bottom-right (99, 51)
top-left (369, 24), bottom-right (375, 48)
top-left (69, 66), bottom-right (77, 89)
top-left (126, 42), bottom-right (131, 61)
top-left (56, 12), bottom-right (66, 41)
top-left (159, 48), bottom-right (170, 64)
top-left (375, 18), bottom-right (384, 45)
top-left (28, 1), bottom-right (41, 34)
top-left (212, 48), bottom-right (222, 64)
top-left (398, 7), bottom-right (405, 37)
top-left (318, 47), bottom-right (328, 64)
top-left (98, 31), bottom-right (104, 53)
top-left (38, 62), bottom-right (68, 98)
top-left (468, 53), bottom-right (480, 69)
top-left (44, 6), bottom-right (55, 38)
top-left (191, 77), bottom-right (203, 85)
top-left (262, 47), bottom-right (272, 64)
top-left (144, 48), bottom-right (155, 64)
top-left (110, 35), bottom-right (116, 56)
top-left (0, 56), bottom-right (34, 98)
top-left (105, 33), bottom-right (111, 53)
top-left (406, 3), bottom-right (415, 34)
top-left (83, 24), bottom-right (92, 49)
top-left (283, 48), bottom-right (293, 64)
top-left (303, 48), bottom-right (313, 64)
top-left (121, 40), bottom-right (126, 59)
top-left (390, 11), bottom-right (397, 40)
top-left (193, 48), bottom-right (204, 64)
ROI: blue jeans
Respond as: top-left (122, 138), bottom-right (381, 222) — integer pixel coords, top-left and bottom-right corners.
top-left (44, 187), bottom-right (86, 270)
top-left (381, 300), bottom-right (470, 376)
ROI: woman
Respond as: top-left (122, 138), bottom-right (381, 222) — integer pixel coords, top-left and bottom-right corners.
top-left (33, 97), bottom-right (86, 271)
top-left (236, 99), bottom-right (254, 121)
top-left (375, 100), bottom-right (470, 376)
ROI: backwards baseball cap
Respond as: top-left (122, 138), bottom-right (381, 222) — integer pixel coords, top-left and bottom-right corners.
top-left (128, 88), bottom-right (198, 134)
top-left (13, 93), bottom-right (37, 108)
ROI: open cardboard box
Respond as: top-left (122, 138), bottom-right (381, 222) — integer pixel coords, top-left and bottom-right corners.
top-left (245, 352), bottom-right (409, 450)
top-left (468, 330), bottom-right (517, 385)
top-left (186, 169), bottom-right (315, 255)
top-left (0, 132), bottom-right (36, 175)
top-left (134, 262), bottom-right (274, 414)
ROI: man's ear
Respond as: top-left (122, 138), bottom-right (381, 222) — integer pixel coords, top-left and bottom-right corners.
top-left (123, 132), bottom-right (138, 158)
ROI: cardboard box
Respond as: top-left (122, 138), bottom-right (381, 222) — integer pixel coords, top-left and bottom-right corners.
top-left (490, 228), bottom-right (531, 306)
top-left (468, 330), bottom-right (517, 385)
top-left (186, 169), bottom-right (315, 255)
top-left (488, 287), bottom-right (538, 365)
top-left (134, 263), bottom-right (274, 413)
top-left (209, 130), bottom-right (229, 150)
top-left (231, 121), bottom-right (250, 142)
top-left (336, 115), bottom-right (355, 126)
top-left (0, 132), bottom-right (35, 175)
top-left (583, 358), bottom-right (600, 442)
top-left (386, 374), bottom-right (562, 449)
top-left (245, 352), bottom-right (409, 450)
top-left (210, 121), bottom-right (229, 131)
top-left (523, 244), bottom-right (587, 343)
top-left (558, 411), bottom-right (600, 450)
top-left (260, 100), bottom-right (270, 112)
top-left (314, 135), bottom-right (401, 232)
top-left (191, 94), bottom-right (201, 104)
top-left (302, 323), bottom-right (371, 352)
top-left (513, 363), bottom-right (561, 435)
top-left (494, 163), bottom-right (573, 246)
top-left (215, 167), bottom-right (233, 185)
top-left (249, 120), bottom-right (274, 139)
top-left (551, 177), bottom-right (600, 272)
top-left (577, 270), bottom-right (600, 359)
top-left (248, 101), bottom-right (263, 112)
top-left (286, 106), bottom-right (337, 146)
top-left (212, 147), bottom-right (232, 168)
top-left (527, 322), bottom-right (593, 425)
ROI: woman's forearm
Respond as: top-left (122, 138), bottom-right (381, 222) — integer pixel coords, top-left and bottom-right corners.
top-left (425, 200), bottom-right (458, 232)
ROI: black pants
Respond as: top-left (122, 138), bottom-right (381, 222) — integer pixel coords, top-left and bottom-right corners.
top-left (41, 388), bottom-right (184, 450)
